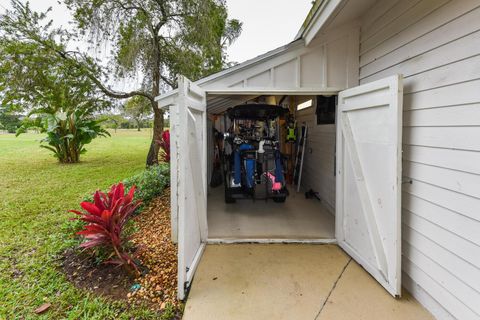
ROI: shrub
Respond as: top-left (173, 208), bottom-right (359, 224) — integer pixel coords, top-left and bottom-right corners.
top-left (123, 163), bottom-right (170, 205)
top-left (81, 164), bottom-right (170, 205)
top-left (70, 183), bottom-right (142, 275)
top-left (17, 110), bottom-right (110, 163)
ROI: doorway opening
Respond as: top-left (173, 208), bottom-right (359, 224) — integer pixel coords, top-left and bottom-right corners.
top-left (205, 94), bottom-right (337, 242)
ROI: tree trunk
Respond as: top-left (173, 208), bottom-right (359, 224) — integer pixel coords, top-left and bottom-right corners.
top-left (146, 32), bottom-right (164, 167)
top-left (146, 104), bottom-right (163, 166)
top-left (136, 119), bottom-right (141, 131)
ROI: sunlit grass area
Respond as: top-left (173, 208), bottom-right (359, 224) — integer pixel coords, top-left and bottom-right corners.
top-left (0, 129), bottom-right (164, 319)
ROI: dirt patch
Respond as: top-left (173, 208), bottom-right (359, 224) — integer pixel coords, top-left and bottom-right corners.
top-left (62, 248), bottom-right (134, 300)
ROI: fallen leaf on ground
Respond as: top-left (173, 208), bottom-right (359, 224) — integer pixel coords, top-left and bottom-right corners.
top-left (34, 303), bottom-right (51, 314)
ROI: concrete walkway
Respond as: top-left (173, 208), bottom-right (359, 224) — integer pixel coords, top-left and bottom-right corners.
top-left (182, 244), bottom-right (434, 320)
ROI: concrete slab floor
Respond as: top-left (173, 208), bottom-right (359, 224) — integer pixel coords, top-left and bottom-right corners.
top-left (207, 187), bottom-right (335, 239)
top-left (182, 244), bottom-right (434, 320)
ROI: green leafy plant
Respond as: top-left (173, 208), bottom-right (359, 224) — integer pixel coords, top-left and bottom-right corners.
top-left (65, 164), bottom-right (170, 248)
top-left (123, 164), bottom-right (170, 205)
top-left (70, 183), bottom-right (141, 275)
top-left (16, 109), bottom-right (110, 163)
top-left (80, 164), bottom-right (170, 206)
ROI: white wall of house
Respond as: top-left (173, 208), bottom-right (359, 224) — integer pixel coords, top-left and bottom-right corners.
top-left (359, 1), bottom-right (480, 319)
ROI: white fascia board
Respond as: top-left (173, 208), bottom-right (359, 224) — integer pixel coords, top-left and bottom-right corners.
top-left (297, 0), bottom-right (344, 46)
top-left (157, 92), bottom-right (177, 109)
top-left (294, 0), bottom-right (326, 40)
top-left (158, 87), bottom-right (341, 109)
top-left (207, 87), bottom-right (341, 95)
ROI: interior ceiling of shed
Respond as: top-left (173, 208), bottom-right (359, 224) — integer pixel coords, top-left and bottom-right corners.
top-left (207, 94), bottom-right (259, 114)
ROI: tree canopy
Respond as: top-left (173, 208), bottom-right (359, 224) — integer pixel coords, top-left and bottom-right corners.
top-left (0, 3), bottom-right (112, 115)
top-left (64, 0), bottom-right (242, 92)
top-left (0, 40), bottom-right (111, 115)
top-left (0, 108), bottom-right (21, 133)
top-left (123, 96), bottom-right (151, 131)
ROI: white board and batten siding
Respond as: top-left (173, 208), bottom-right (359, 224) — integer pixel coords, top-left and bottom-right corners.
top-left (200, 22), bottom-right (360, 94)
top-left (360, 0), bottom-right (480, 319)
top-left (296, 106), bottom-right (336, 213)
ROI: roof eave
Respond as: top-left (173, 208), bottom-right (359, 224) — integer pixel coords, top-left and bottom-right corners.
top-left (295, 0), bottom-right (344, 46)
top-left (294, 0), bottom-right (326, 40)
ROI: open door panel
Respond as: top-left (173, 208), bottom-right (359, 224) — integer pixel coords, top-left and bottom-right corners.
top-left (336, 74), bottom-right (403, 297)
top-left (175, 76), bottom-right (208, 300)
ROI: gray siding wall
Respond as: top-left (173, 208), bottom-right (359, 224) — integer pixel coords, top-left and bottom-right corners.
top-left (360, 0), bottom-right (480, 319)
top-left (296, 105), bottom-right (336, 213)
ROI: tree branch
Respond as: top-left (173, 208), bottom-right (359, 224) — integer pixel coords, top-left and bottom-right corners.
top-left (88, 74), bottom-right (154, 101)
top-left (25, 30), bottom-right (155, 102)
top-left (160, 75), bottom-right (175, 89)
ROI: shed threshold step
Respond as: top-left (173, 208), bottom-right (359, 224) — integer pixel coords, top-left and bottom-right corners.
top-left (207, 238), bottom-right (337, 244)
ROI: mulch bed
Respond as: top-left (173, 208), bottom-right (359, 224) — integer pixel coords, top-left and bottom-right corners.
top-left (128, 189), bottom-right (179, 310)
top-left (62, 188), bottom-right (179, 314)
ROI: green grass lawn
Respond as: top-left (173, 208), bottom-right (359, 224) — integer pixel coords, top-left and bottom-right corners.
top-left (0, 129), bottom-right (163, 319)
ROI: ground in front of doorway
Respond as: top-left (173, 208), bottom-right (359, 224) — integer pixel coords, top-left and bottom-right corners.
top-left (182, 244), bottom-right (434, 320)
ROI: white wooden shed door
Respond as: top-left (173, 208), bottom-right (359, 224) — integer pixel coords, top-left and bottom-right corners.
top-left (336, 74), bottom-right (403, 297)
top-left (176, 76), bottom-right (208, 300)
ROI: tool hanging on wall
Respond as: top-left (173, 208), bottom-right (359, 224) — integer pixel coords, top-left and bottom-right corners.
top-left (284, 114), bottom-right (296, 184)
top-left (285, 114), bottom-right (297, 142)
top-left (293, 123), bottom-right (308, 192)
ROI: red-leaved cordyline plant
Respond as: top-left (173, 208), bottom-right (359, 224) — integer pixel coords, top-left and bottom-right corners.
top-left (158, 130), bottom-right (170, 162)
top-left (70, 183), bottom-right (142, 276)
